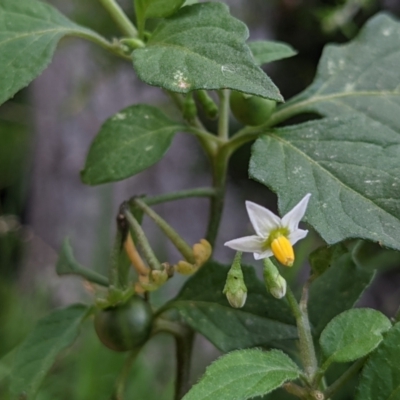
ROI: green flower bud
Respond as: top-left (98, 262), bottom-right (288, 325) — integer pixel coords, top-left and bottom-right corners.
top-left (183, 93), bottom-right (197, 122)
top-left (223, 252), bottom-right (247, 308)
top-left (196, 90), bottom-right (218, 119)
top-left (263, 258), bottom-right (287, 299)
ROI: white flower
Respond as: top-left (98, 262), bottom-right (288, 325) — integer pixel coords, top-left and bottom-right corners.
top-left (224, 193), bottom-right (311, 266)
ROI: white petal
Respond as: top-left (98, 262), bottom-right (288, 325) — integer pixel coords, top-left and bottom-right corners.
top-left (224, 235), bottom-right (264, 253)
top-left (281, 193), bottom-right (311, 232)
top-left (254, 249), bottom-right (273, 260)
top-left (288, 229), bottom-right (308, 246)
top-left (245, 201), bottom-right (281, 237)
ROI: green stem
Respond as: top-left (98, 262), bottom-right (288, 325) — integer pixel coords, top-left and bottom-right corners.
top-left (186, 126), bottom-right (223, 145)
top-left (267, 100), bottom-right (309, 127)
top-left (111, 349), bottom-right (140, 400)
top-left (286, 286), bottom-right (318, 383)
top-left (143, 188), bottom-right (217, 206)
top-left (323, 358), bottom-right (366, 399)
top-left (56, 239), bottom-right (109, 287)
top-left (203, 88), bottom-right (232, 246)
top-left (71, 30), bottom-right (131, 60)
top-left (205, 147), bottom-right (229, 247)
top-left (108, 228), bottom-right (125, 288)
top-left (174, 328), bottom-right (195, 400)
top-left (132, 198), bottom-right (195, 264)
top-left (98, 0), bottom-right (138, 37)
top-left (226, 126), bottom-right (263, 154)
top-left (123, 206), bottom-right (162, 270)
top-left (217, 89), bottom-right (230, 141)
top-left (58, 262), bottom-right (109, 287)
top-left (152, 319), bottom-right (194, 400)
top-left (282, 382), bottom-right (308, 399)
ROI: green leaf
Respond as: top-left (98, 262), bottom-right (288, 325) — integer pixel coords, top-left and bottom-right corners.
top-left (249, 115), bottom-right (400, 251)
top-left (320, 308), bottom-right (391, 364)
top-left (356, 322), bottom-right (400, 400)
top-left (0, 0), bottom-right (106, 105)
top-left (132, 3), bottom-right (283, 101)
top-left (276, 13), bottom-right (400, 134)
top-left (308, 243), bottom-right (375, 337)
top-left (249, 41), bottom-right (297, 66)
top-left (166, 262), bottom-right (297, 352)
top-left (182, 349), bottom-right (300, 400)
top-left (81, 104), bottom-right (183, 185)
top-left (10, 304), bottom-right (90, 400)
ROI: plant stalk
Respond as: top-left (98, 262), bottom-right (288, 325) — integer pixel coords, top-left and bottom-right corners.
top-left (143, 188), bottom-right (217, 206)
top-left (152, 319), bottom-right (195, 400)
top-left (217, 89), bottom-right (230, 141)
top-left (111, 349), bottom-right (140, 400)
top-left (205, 148), bottom-right (229, 247)
top-left (174, 328), bottom-right (195, 400)
top-left (323, 358), bottom-right (366, 399)
top-left (286, 286), bottom-right (318, 382)
top-left (132, 198), bottom-right (195, 263)
top-left (71, 30), bottom-right (131, 60)
top-left (98, 0), bottom-right (138, 37)
top-left (123, 207), bottom-right (162, 270)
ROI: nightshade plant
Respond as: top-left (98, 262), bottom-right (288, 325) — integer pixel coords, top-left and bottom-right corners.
top-left (1, 0), bottom-right (400, 399)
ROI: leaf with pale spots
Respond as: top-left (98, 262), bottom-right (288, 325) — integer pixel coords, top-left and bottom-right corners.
top-left (250, 115), bottom-right (400, 250)
top-left (250, 13), bottom-right (400, 250)
top-left (81, 104), bottom-right (184, 185)
top-left (182, 349), bottom-right (300, 400)
top-left (132, 3), bottom-right (282, 101)
top-left (165, 262), bottom-right (297, 352)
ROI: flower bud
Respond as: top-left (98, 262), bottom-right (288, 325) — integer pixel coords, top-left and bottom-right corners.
top-left (223, 252), bottom-right (247, 308)
top-left (263, 258), bottom-right (287, 299)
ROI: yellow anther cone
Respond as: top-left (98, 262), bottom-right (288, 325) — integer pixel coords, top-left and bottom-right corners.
top-left (271, 236), bottom-right (294, 267)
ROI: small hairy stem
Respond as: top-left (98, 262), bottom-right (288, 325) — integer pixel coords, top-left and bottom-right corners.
top-left (123, 207), bottom-right (162, 270)
top-left (98, 0), bottom-right (138, 37)
top-left (282, 382), bottom-right (308, 399)
top-left (286, 287), bottom-right (318, 383)
top-left (267, 100), bottom-right (309, 127)
top-left (217, 89), bottom-right (230, 141)
top-left (111, 349), bottom-right (140, 400)
top-left (205, 148), bottom-right (229, 247)
top-left (323, 358), bottom-right (366, 399)
top-left (61, 262), bottom-right (109, 287)
top-left (71, 30), bottom-right (131, 60)
top-left (143, 188), bottom-right (217, 206)
top-left (132, 198), bottom-right (195, 263)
